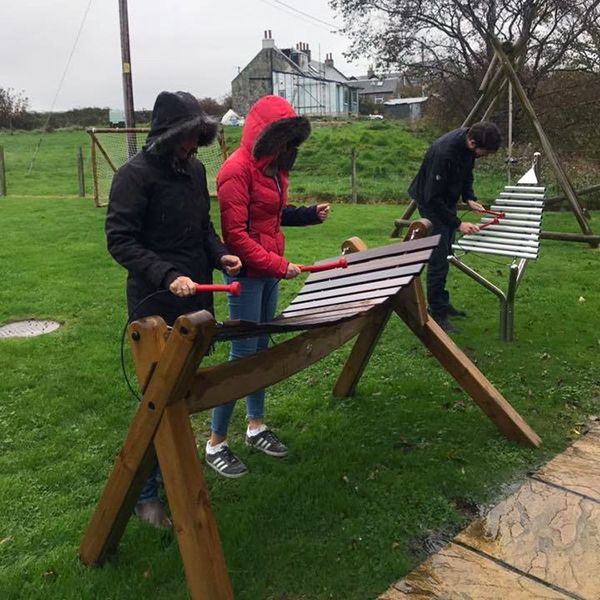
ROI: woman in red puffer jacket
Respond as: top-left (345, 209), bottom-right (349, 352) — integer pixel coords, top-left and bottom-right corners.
top-left (205, 96), bottom-right (330, 479)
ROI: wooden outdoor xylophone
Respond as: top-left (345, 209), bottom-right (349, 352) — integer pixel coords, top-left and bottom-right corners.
top-left (79, 220), bottom-right (541, 599)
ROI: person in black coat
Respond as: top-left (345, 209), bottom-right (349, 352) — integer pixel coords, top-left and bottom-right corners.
top-left (408, 122), bottom-right (501, 333)
top-left (105, 91), bottom-right (241, 528)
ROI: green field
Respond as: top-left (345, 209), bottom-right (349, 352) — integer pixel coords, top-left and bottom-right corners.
top-left (0, 122), bottom-right (514, 203)
top-left (4, 120), bottom-right (595, 210)
top-left (0, 189), bottom-right (599, 598)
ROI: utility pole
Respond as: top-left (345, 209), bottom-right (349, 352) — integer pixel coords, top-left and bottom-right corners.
top-left (118, 0), bottom-right (137, 157)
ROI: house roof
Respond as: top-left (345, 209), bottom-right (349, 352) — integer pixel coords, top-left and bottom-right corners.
top-left (351, 78), bottom-right (400, 95)
top-left (307, 60), bottom-right (348, 83)
top-left (274, 47), bottom-right (354, 87)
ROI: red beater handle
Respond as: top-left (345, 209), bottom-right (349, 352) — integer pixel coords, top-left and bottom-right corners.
top-left (299, 257), bottom-right (348, 273)
top-left (478, 217), bottom-right (500, 230)
top-left (194, 282), bottom-right (241, 296)
top-left (474, 207), bottom-right (506, 218)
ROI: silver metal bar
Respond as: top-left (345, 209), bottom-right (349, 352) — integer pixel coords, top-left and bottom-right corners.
top-left (515, 257), bottom-right (528, 286)
top-left (490, 205), bottom-right (543, 215)
top-left (479, 223), bottom-right (540, 234)
top-left (504, 185), bottom-right (545, 193)
top-left (466, 234), bottom-right (539, 247)
top-left (483, 216), bottom-right (541, 225)
top-left (493, 199), bottom-right (544, 207)
top-left (447, 256), bottom-right (506, 301)
top-left (456, 238), bottom-right (539, 253)
top-left (470, 230), bottom-right (539, 241)
top-left (454, 243), bottom-right (538, 259)
top-left (503, 263), bottom-right (521, 341)
top-left (448, 255), bottom-right (508, 339)
top-left (499, 191), bottom-right (545, 199)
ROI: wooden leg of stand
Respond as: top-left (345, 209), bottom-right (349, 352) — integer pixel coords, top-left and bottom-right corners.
top-left (156, 401), bottom-right (233, 600)
top-left (79, 317), bottom-right (169, 565)
top-left (394, 278), bottom-right (541, 448)
top-left (333, 308), bottom-right (391, 397)
top-left (79, 312), bottom-right (217, 566)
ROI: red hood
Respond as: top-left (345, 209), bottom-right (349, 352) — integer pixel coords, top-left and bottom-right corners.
top-left (241, 96), bottom-right (297, 152)
top-left (240, 96), bottom-right (310, 170)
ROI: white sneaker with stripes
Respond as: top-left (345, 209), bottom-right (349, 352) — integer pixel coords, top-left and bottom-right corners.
top-left (246, 427), bottom-right (288, 457)
top-left (205, 442), bottom-right (248, 478)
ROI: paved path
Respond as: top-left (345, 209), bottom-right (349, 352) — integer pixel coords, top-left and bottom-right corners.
top-left (381, 423), bottom-right (600, 599)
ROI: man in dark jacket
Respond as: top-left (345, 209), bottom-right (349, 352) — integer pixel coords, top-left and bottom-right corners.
top-left (105, 91), bottom-right (241, 527)
top-left (408, 122), bottom-right (501, 333)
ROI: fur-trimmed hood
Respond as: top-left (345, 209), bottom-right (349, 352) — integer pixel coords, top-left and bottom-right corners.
top-left (143, 91), bottom-right (217, 155)
top-left (240, 95), bottom-right (310, 169)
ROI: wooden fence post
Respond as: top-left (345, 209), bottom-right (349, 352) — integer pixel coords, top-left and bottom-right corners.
top-left (0, 145), bottom-right (6, 196)
top-left (77, 146), bottom-right (85, 197)
top-left (351, 147), bottom-right (357, 203)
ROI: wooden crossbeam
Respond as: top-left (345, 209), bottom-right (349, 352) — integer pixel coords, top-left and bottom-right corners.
top-left (188, 313), bottom-right (371, 414)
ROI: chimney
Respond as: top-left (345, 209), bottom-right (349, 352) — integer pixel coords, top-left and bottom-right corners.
top-left (324, 53), bottom-right (334, 68)
top-left (367, 66), bottom-right (375, 79)
top-left (262, 30), bottom-right (275, 49)
top-left (291, 42), bottom-right (308, 71)
top-left (304, 42), bottom-right (311, 62)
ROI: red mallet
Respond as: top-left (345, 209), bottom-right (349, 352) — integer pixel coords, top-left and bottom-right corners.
top-left (474, 208), bottom-right (506, 219)
top-left (195, 282), bottom-right (241, 296)
top-left (299, 257), bottom-right (348, 273)
top-left (478, 217), bottom-right (500, 230)
top-left (473, 207), bottom-right (506, 231)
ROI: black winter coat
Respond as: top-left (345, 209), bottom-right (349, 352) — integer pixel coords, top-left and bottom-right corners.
top-left (106, 152), bottom-right (228, 325)
top-left (408, 128), bottom-right (477, 229)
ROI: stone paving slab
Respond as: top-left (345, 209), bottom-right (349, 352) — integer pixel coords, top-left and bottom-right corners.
top-left (456, 479), bottom-right (600, 598)
top-left (381, 425), bottom-right (600, 599)
top-left (380, 541), bottom-right (570, 599)
top-left (535, 427), bottom-right (600, 502)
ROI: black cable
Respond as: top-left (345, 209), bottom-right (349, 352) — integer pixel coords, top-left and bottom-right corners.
top-left (119, 275), bottom-right (303, 398)
top-left (119, 290), bottom-right (171, 402)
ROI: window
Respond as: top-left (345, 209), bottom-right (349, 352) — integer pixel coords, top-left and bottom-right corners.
top-left (375, 97), bottom-right (384, 104)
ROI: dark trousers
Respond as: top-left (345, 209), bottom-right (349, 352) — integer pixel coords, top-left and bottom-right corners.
top-left (418, 208), bottom-right (456, 319)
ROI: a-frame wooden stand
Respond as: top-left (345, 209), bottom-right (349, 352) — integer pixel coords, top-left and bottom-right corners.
top-left (392, 36), bottom-right (599, 248)
top-left (80, 224), bottom-right (541, 599)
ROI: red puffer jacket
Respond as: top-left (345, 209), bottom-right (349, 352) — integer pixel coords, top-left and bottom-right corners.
top-left (217, 95), bottom-right (320, 278)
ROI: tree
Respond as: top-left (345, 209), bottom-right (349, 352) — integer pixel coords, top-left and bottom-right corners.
top-left (330, 0), bottom-right (600, 106)
top-left (0, 88), bottom-right (29, 130)
top-left (197, 96), bottom-right (231, 119)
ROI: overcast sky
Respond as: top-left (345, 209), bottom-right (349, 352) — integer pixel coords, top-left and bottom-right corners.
top-left (2, 0), bottom-right (371, 112)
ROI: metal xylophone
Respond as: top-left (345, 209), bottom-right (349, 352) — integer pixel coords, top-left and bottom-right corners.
top-left (449, 153), bottom-right (545, 341)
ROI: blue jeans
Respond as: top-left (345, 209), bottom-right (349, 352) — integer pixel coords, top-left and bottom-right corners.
top-left (138, 463), bottom-right (161, 504)
top-left (211, 275), bottom-right (279, 437)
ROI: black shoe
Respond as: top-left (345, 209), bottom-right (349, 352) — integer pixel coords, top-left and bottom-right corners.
top-left (246, 428), bottom-right (288, 457)
top-left (432, 315), bottom-right (460, 334)
top-left (447, 305), bottom-right (468, 318)
top-left (206, 443), bottom-right (248, 479)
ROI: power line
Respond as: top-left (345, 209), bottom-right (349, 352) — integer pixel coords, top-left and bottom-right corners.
top-left (28, 0), bottom-right (94, 175)
top-left (256, 0), bottom-right (340, 30)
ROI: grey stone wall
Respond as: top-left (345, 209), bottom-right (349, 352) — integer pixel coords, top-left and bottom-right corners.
top-left (232, 49), bottom-right (300, 115)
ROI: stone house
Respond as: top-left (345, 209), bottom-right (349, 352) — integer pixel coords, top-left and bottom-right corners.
top-left (232, 31), bottom-right (359, 117)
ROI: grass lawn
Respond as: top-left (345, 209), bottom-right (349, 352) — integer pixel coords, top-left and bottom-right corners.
top-left (0, 196), bottom-right (598, 599)
top-left (1, 122), bottom-right (511, 204)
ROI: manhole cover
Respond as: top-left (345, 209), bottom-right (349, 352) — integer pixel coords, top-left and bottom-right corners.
top-left (0, 320), bottom-right (61, 338)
